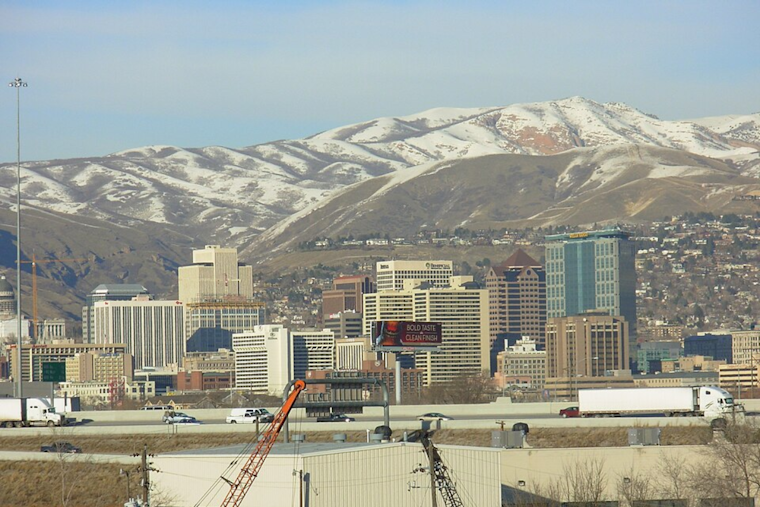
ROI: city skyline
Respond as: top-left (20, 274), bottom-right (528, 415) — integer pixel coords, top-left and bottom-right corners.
top-left (2, 1), bottom-right (759, 163)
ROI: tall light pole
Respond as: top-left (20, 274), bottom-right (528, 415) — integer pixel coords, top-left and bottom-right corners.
top-left (9, 77), bottom-right (27, 398)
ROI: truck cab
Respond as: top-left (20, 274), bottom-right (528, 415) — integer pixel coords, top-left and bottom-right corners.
top-left (698, 386), bottom-right (742, 419)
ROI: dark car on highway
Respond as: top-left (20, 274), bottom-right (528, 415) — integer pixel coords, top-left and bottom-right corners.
top-left (316, 413), bottom-right (356, 422)
top-left (559, 406), bottom-right (580, 418)
top-left (41, 442), bottom-right (81, 453)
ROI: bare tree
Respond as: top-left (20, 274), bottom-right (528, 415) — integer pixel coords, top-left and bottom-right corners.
top-left (616, 465), bottom-right (654, 506)
top-left (653, 453), bottom-right (692, 502)
top-left (687, 422), bottom-right (760, 500)
top-left (423, 370), bottom-right (495, 404)
top-left (524, 458), bottom-right (607, 504)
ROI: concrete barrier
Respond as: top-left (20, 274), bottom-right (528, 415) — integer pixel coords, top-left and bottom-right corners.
top-left (65, 396), bottom-right (760, 425)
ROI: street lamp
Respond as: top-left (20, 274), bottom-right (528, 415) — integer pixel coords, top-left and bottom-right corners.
top-left (9, 77), bottom-right (27, 398)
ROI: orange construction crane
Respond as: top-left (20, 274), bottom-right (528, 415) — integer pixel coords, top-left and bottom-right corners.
top-left (219, 379), bottom-right (306, 507)
top-left (18, 254), bottom-right (87, 339)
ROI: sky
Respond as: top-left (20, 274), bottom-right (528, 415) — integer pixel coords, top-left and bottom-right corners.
top-left (1, 0), bottom-right (759, 163)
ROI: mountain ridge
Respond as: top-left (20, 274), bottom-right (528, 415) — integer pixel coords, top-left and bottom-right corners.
top-left (2, 96), bottom-right (760, 318)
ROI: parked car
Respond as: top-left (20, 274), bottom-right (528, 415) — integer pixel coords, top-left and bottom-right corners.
top-left (316, 413), bottom-right (355, 422)
top-left (559, 406), bottom-right (580, 418)
top-left (41, 442), bottom-right (81, 453)
top-left (226, 408), bottom-right (274, 424)
top-left (418, 412), bottom-right (453, 421)
top-left (162, 411), bottom-right (198, 424)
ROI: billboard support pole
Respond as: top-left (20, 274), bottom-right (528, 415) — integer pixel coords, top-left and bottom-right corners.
top-left (395, 358), bottom-right (401, 406)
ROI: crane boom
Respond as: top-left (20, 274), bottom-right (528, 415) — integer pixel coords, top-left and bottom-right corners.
top-left (419, 432), bottom-right (465, 507)
top-left (220, 379), bottom-right (306, 507)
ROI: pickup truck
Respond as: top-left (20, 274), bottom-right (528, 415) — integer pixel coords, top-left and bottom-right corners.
top-left (316, 413), bottom-right (355, 422)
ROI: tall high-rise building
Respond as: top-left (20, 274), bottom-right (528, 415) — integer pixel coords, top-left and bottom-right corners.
top-left (82, 284), bottom-right (151, 344)
top-left (322, 275), bottom-right (374, 316)
top-left (545, 311), bottom-right (629, 380)
top-left (486, 249), bottom-right (546, 347)
top-left (291, 329), bottom-right (335, 380)
top-left (232, 325), bottom-right (291, 394)
top-left (185, 300), bottom-right (265, 352)
top-left (178, 245), bottom-right (253, 304)
top-left (364, 276), bottom-right (489, 385)
top-left (545, 229), bottom-right (637, 339)
top-left (232, 325), bottom-right (336, 393)
top-left (178, 246), bottom-right (263, 352)
top-left (93, 298), bottom-right (185, 370)
top-left (375, 260), bottom-right (453, 292)
top-left (324, 311), bottom-right (363, 339)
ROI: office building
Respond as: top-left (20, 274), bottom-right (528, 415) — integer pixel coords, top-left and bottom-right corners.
top-left (728, 329), bottom-right (760, 366)
top-left (64, 352), bottom-right (134, 382)
top-left (335, 337), bottom-right (379, 371)
top-left (82, 284), bottom-right (151, 344)
top-left (324, 311), bottom-right (363, 339)
top-left (8, 342), bottom-right (128, 383)
top-left (660, 355), bottom-right (726, 373)
top-left (719, 364), bottom-right (760, 394)
top-left (363, 276), bottom-right (489, 385)
top-left (185, 300), bottom-right (265, 352)
top-left (178, 245), bottom-right (253, 304)
top-left (545, 229), bottom-right (637, 339)
top-left (93, 298), bottom-right (186, 370)
top-left (183, 349), bottom-right (235, 373)
top-left (232, 325), bottom-right (291, 394)
top-left (177, 371), bottom-right (233, 391)
top-left (486, 249), bottom-right (546, 347)
top-left (684, 333), bottom-right (732, 363)
top-left (59, 377), bottom-right (155, 404)
top-left (178, 246), bottom-right (264, 352)
top-left (292, 329), bottom-right (335, 380)
top-left (637, 340), bottom-right (682, 374)
top-left (375, 260), bottom-right (453, 292)
top-left (0, 317), bottom-right (30, 341)
top-left (322, 275), bottom-right (374, 315)
top-left (496, 337), bottom-right (546, 390)
top-left (545, 311), bottom-right (629, 380)
top-left (232, 326), bottom-right (336, 394)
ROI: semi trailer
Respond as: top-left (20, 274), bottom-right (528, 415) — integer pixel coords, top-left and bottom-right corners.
top-left (0, 397), bottom-right (65, 427)
top-left (578, 386), bottom-right (742, 420)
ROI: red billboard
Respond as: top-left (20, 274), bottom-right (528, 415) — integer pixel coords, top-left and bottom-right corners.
top-left (373, 321), bottom-right (442, 352)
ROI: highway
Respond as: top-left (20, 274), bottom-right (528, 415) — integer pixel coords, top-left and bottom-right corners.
top-left (1, 412), bottom-right (749, 437)
top-left (2, 398), bottom-right (756, 436)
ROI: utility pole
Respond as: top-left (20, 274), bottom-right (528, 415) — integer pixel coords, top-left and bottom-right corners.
top-left (141, 444), bottom-right (150, 506)
top-left (131, 444), bottom-right (155, 506)
top-left (428, 441), bottom-right (438, 507)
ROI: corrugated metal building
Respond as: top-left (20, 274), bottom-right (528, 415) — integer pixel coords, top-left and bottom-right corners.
top-left (153, 441), bottom-right (501, 506)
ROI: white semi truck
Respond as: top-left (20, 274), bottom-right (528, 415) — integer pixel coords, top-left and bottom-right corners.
top-left (578, 386), bottom-right (743, 420)
top-left (0, 397), bottom-right (65, 428)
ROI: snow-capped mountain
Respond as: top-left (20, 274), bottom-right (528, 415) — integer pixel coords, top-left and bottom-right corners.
top-left (1, 97), bottom-right (758, 251)
top-left (2, 96), bottom-right (760, 318)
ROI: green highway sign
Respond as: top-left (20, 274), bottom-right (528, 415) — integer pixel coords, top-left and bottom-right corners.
top-left (41, 362), bottom-right (66, 383)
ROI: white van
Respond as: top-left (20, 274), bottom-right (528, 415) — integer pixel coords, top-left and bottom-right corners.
top-left (226, 408), bottom-right (274, 424)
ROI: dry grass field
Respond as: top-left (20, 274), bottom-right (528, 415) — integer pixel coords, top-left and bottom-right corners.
top-left (0, 426), bottom-right (714, 506)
